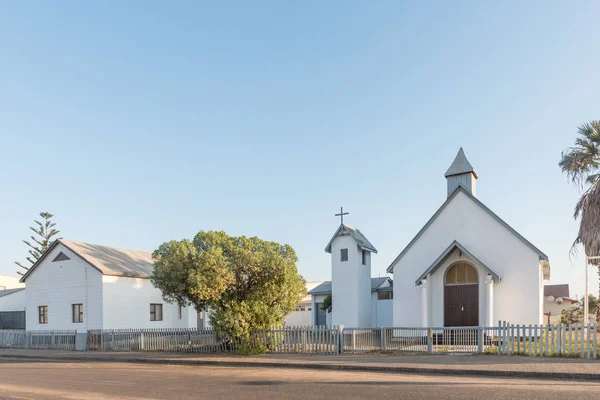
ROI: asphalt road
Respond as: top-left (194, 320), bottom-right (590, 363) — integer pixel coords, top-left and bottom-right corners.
top-left (0, 358), bottom-right (598, 399)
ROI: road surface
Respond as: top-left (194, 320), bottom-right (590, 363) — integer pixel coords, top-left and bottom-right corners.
top-left (0, 358), bottom-right (596, 399)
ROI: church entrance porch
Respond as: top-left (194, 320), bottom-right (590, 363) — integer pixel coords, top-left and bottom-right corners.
top-left (443, 262), bottom-right (479, 327)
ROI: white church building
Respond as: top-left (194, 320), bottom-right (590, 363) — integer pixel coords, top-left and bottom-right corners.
top-left (312, 148), bottom-right (550, 328)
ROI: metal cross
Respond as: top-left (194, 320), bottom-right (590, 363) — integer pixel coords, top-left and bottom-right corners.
top-left (335, 207), bottom-right (349, 225)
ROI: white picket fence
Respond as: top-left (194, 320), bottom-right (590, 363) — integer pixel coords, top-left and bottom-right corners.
top-left (2, 323), bottom-right (600, 358)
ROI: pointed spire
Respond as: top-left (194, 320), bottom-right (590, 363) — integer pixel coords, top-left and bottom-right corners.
top-left (444, 148), bottom-right (478, 179)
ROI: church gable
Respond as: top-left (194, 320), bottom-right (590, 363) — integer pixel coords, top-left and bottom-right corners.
top-left (387, 186), bottom-right (548, 274)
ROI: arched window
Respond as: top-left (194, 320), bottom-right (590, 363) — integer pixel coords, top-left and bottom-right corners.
top-left (445, 262), bottom-right (478, 285)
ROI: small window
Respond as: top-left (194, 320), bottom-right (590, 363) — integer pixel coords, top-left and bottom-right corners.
top-left (341, 249), bottom-right (348, 262)
top-left (72, 304), bottom-right (83, 323)
top-left (378, 291), bottom-right (393, 300)
top-left (150, 304), bottom-right (163, 321)
top-left (362, 250), bottom-right (370, 265)
top-left (178, 305), bottom-right (183, 320)
top-left (39, 306), bottom-right (48, 324)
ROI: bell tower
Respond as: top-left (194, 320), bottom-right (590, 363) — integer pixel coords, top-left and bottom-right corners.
top-left (324, 208), bottom-right (377, 328)
top-left (445, 147), bottom-right (478, 197)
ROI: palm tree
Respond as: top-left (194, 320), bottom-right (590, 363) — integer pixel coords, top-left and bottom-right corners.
top-left (560, 120), bottom-right (600, 318)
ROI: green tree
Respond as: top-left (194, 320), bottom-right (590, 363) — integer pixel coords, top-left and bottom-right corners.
top-left (151, 230), bottom-right (306, 342)
top-left (321, 294), bottom-right (332, 313)
top-left (15, 212), bottom-right (61, 276)
top-left (560, 121), bottom-right (600, 297)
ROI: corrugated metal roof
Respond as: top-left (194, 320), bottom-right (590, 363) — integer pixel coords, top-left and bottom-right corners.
top-left (308, 277), bottom-right (392, 295)
top-left (444, 147), bottom-right (478, 178)
top-left (60, 240), bottom-right (154, 278)
top-left (0, 288), bottom-right (25, 298)
top-left (21, 239), bottom-right (155, 282)
top-left (324, 224), bottom-right (377, 254)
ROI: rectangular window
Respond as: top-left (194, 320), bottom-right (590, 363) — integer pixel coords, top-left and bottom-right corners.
top-left (377, 291), bottom-right (393, 300)
top-left (72, 304), bottom-right (83, 323)
top-left (341, 248), bottom-right (348, 262)
top-left (362, 250), bottom-right (370, 265)
top-left (39, 306), bottom-right (48, 324)
top-left (178, 305), bottom-right (183, 320)
top-left (150, 304), bottom-right (163, 321)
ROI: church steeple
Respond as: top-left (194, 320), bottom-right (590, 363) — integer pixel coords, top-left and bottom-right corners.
top-left (445, 148), bottom-right (478, 197)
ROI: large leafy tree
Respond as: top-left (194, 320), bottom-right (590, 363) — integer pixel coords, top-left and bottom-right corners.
top-left (560, 120), bottom-right (600, 309)
top-left (15, 212), bottom-right (61, 276)
top-left (151, 230), bottom-right (306, 340)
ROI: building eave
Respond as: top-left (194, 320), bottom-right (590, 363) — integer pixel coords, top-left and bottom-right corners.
top-left (414, 240), bottom-right (502, 286)
top-left (387, 186), bottom-right (548, 274)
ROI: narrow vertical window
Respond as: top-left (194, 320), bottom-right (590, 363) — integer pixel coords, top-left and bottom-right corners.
top-left (341, 248), bottom-right (348, 262)
top-left (72, 304), bottom-right (83, 323)
top-left (362, 250), bottom-right (370, 265)
top-left (150, 304), bottom-right (163, 321)
top-left (178, 305), bottom-right (183, 320)
top-left (38, 306), bottom-right (48, 324)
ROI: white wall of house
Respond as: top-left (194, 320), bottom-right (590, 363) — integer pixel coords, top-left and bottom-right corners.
top-left (0, 290), bottom-right (25, 312)
top-left (392, 190), bottom-right (544, 327)
top-left (24, 244), bottom-right (104, 331)
top-left (102, 275), bottom-right (196, 330)
top-left (331, 235), bottom-right (371, 328)
top-left (284, 303), bottom-right (313, 326)
top-left (544, 299), bottom-right (577, 317)
top-left (370, 292), bottom-right (393, 327)
top-left (0, 275), bottom-right (24, 290)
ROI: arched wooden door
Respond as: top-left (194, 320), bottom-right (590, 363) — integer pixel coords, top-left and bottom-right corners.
top-left (444, 262), bottom-right (479, 327)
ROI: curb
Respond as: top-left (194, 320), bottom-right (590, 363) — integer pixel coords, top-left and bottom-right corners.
top-left (1, 353), bottom-right (599, 382)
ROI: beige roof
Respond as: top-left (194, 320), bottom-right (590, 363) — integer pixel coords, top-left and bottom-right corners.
top-left (60, 240), bottom-right (154, 278)
top-left (20, 239), bottom-right (155, 282)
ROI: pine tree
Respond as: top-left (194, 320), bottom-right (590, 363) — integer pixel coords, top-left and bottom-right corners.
top-left (15, 212), bottom-right (61, 276)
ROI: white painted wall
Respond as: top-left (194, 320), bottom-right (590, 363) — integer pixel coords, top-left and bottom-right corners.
top-left (544, 299), bottom-right (577, 317)
top-left (102, 275), bottom-right (197, 330)
top-left (0, 290), bottom-right (25, 311)
top-left (284, 303), bottom-right (313, 326)
top-left (392, 191), bottom-right (544, 327)
top-left (24, 244), bottom-right (104, 331)
top-left (0, 275), bottom-right (24, 290)
top-left (331, 235), bottom-right (371, 328)
top-left (376, 297), bottom-right (393, 327)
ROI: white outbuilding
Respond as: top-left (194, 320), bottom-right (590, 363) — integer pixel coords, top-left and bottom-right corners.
top-left (20, 239), bottom-right (205, 331)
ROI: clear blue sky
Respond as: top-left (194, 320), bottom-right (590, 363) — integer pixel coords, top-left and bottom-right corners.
top-left (1, 1), bottom-right (599, 298)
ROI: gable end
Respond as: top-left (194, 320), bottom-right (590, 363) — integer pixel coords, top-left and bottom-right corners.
top-left (386, 186), bottom-right (548, 273)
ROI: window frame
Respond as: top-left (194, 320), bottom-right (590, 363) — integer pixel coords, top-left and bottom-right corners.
top-left (340, 248), bottom-right (348, 262)
top-left (150, 303), bottom-right (163, 321)
top-left (362, 250), bottom-right (370, 265)
top-left (72, 303), bottom-right (84, 323)
top-left (38, 306), bottom-right (48, 324)
top-left (377, 291), bottom-right (393, 300)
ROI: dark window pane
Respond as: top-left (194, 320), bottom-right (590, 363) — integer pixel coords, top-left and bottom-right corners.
top-left (341, 249), bottom-right (348, 262)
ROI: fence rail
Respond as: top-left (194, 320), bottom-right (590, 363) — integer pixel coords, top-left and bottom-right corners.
top-left (1, 323), bottom-right (599, 358)
top-left (0, 330), bottom-right (76, 350)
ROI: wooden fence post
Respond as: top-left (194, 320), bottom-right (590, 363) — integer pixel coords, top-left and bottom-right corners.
top-left (337, 325), bottom-right (344, 354)
top-left (381, 327), bottom-right (387, 351)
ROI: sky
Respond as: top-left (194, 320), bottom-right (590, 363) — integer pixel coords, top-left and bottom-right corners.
top-left (1, 1), bottom-right (599, 299)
